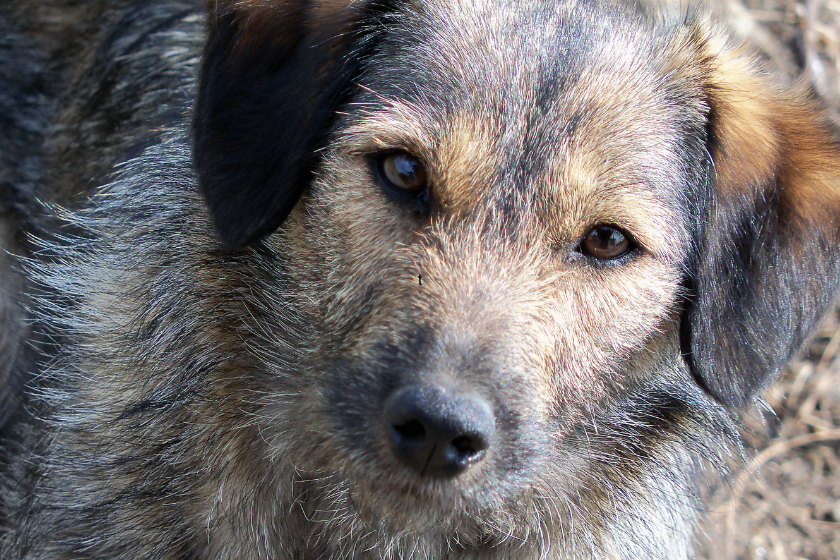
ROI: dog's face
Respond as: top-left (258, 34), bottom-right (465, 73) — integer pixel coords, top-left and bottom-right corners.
top-left (275, 2), bottom-right (697, 519)
top-left (193, 0), bottom-right (840, 551)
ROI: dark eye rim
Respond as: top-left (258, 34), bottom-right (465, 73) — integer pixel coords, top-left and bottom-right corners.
top-left (371, 150), bottom-right (430, 202)
top-left (575, 224), bottom-right (640, 263)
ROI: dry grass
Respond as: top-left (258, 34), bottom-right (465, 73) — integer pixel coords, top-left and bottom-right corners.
top-left (699, 309), bottom-right (840, 559)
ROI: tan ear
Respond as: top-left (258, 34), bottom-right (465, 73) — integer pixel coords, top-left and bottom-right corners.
top-left (685, 27), bottom-right (840, 407)
top-left (194, 0), bottom-right (389, 246)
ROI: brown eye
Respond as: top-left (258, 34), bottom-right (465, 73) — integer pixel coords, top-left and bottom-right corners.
top-left (379, 152), bottom-right (428, 195)
top-left (579, 225), bottom-right (632, 260)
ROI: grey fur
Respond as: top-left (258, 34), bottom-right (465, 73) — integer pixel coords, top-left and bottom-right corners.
top-left (0, 1), bottom-right (838, 559)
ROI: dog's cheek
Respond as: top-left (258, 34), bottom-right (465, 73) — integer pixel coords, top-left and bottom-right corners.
top-left (287, 162), bottom-right (426, 338)
top-left (262, 158), bottom-right (432, 429)
top-left (549, 256), bottom-right (685, 397)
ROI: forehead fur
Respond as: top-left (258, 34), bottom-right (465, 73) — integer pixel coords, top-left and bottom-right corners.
top-left (341, 0), bottom-right (711, 262)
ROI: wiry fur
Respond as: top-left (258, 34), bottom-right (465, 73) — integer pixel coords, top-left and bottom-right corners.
top-left (1, 1), bottom-right (840, 559)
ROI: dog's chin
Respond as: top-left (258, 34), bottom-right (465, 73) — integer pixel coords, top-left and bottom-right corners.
top-left (282, 440), bottom-right (549, 545)
top-left (288, 464), bottom-right (548, 551)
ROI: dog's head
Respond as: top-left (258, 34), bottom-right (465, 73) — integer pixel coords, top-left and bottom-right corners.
top-left (193, 0), bottom-right (840, 546)
top-left (195, 0), bottom-right (840, 407)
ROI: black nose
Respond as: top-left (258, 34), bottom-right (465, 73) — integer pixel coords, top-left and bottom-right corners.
top-left (383, 384), bottom-right (495, 478)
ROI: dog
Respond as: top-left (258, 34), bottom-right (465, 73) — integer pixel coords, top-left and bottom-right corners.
top-left (1, 0), bottom-right (840, 558)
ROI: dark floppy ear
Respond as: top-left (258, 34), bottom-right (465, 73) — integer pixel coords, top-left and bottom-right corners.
top-left (194, 0), bottom-right (380, 246)
top-left (685, 29), bottom-right (840, 407)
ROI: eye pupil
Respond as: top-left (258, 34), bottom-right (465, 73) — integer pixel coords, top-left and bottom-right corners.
top-left (580, 226), bottom-right (631, 260)
top-left (380, 152), bottom-right (427, 195)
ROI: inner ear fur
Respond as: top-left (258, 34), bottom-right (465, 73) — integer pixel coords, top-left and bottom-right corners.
top-left (686, 24), bottom-right (840, 407)
top-left (194, 0), bottom-right (379, 246)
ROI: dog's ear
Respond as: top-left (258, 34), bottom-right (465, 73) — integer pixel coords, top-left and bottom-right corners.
top-left (194, 0), bottom-right (379, 246)
top-left (684, 29), bottom-right (840, 407)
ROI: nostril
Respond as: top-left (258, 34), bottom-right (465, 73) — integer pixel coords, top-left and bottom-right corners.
top-left (392, 418), bottom-right (425, 442)
top-left (383, 384), bottom-right (495, 478)
top-left (450, 434), bottom-right (487, 459)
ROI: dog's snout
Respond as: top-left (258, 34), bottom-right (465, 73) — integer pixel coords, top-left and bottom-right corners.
top-left (383, 385), bottom-right (495, 478)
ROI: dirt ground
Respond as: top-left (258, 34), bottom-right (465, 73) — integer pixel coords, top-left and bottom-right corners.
top-left (683, 1), bottom-right (840, 558)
